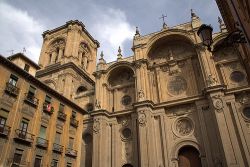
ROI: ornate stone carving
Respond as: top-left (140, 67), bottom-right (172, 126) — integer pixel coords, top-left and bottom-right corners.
top-left (175, 118), bottom-right (194, 136)
top-left (138, 89), bottom-right (145, 101)
top-left (206, 74), bottom-right (218, 87)
top-left (212, 95), bottom-right (224, 112)
top-left (95, 99), bottom-right (101, 109)
top-left (93, 118), bottom-right (100, 133)
top-left (138, 110), bottom-right (146, 126)
top-left (235, 92), bottom-right (250, 104)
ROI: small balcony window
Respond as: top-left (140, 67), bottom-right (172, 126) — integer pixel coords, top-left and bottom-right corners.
top-left (24, 86), bottom-right (39, 107)
top-left (5, 74), bottom-right (19, 96)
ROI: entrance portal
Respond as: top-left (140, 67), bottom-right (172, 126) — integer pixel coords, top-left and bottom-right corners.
top-left (178, 146), bottom-right (202, 167)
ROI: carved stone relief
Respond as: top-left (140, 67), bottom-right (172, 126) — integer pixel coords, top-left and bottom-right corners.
top-left (206, 74), bottom-right (218, 87)
top-left (93, 118), bottom-right (100, 133)
top-left (212, 95), bottom-right (224, 112)
top-left (173, 117), bottom-right (194, 137)
top-left (138, 90), bottom-right (145, 101)
top-left (138, 110), bottom-right (146, 126)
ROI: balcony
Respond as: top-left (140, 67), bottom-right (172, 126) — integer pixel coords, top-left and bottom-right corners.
top-left (0, 125), bottom-right (11, 138)
top-left (57, 111), bottom-right (67, 121)
top-left (14, 129), bottom-right (34, 145)
top-left (36, 137), bottom-right (48, 149)
top-left (65, 148), bottom-right (77, 158)
top-left (70, 117), bottom-right (79, 128)
top-left (5, 82), bottom-right (20, 97)
top-left (43, 103), bottom-right (54, 115)
top-left (52, 143), bottom-right (64, 153)
top-left (24, 93), bottom-right (39, 107)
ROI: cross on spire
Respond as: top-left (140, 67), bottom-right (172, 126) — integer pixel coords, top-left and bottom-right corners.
top-left (159, 14), bottom-right (167, 25)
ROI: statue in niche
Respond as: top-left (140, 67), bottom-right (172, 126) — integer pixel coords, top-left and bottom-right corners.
top-left (95, 99), bottom-right (101, 109)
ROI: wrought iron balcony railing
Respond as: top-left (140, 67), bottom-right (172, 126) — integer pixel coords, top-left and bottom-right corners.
top-left (5, 82), bottom-right (20, 96)
top-left (57, 111), bottom-right (67, 121)
top-left (70, 117), bottom-right (79, 128)
top-left (52, 143), bottom-right (64, 153)
top-left (65, 148), bottom-right (77, 157)
top-left (43, 103), bottom-right (54, 115)
top-left (0, 124), bottom-right (11, 137)
top-left (36, 137), bottom-right (49, 149)
top-left (24, 93), bottom-right (39, 107)
top-left (14, 129), bottom-right (34, 144)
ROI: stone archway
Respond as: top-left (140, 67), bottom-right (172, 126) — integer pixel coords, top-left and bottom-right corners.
top-left (178, 146), bottom-right (202, 167)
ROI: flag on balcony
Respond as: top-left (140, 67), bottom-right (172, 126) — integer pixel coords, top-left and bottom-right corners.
top-left (47, 103), bottom-right (51, 111)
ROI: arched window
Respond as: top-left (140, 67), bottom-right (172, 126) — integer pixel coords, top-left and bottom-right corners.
top-left (76, 86), bottom-right (87, 94)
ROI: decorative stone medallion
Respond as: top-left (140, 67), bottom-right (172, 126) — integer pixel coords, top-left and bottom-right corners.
top-left (167, 76), bottom-right (187, 95)
top-left (173, 117), bottom-right (194, 137)
top-left (138, 111), bottom-right (146, 126)
top-left (212, 95), bottom-right (224, 112)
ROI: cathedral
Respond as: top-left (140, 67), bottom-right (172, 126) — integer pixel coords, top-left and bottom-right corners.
top-left (0, 10), bottom-right (250, 167)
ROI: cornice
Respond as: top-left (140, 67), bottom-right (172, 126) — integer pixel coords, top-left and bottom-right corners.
top-left (36, 62), bottom-right (95, 86)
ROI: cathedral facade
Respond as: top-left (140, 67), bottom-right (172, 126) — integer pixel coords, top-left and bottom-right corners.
top-left (0, 12), bottom-right (250, 167)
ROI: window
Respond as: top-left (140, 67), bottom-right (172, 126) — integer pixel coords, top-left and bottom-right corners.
top-left (72, 111), bottom-right (76, 118)
top-left (28, 86), bottom-right (36, 97)
top-left (55, 132), bottom-right (61, 144)
top-left (24, 64), bottom-right (30, 72)
top-left (51, 159), bottom-right (58, 167)
top-left (9, 74), bottom-right (18, 86)
top-left (68, 137), bottom-right (74, 149)
top-left (12, 149), bottom-right (23, 167)
top-left (34, 155), bottom-right (42, 167)
top-left (0, 116), bottom-right (7, 132)
top-left (20, 118), bottom-right (29, 132)
top-left (39, 126), bottom-right (46, 139)
top-left (45, 95), bottom-right (51, 104)
top-left (59, 103), bottom-right (64, 112)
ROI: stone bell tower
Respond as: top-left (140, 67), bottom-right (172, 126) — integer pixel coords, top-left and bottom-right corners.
top-left (36, 20), bottom-right (99, 108)
top-left (38, 20), bottom-right (99, 75)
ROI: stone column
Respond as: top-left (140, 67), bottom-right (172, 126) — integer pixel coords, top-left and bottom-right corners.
top-left (208, 92), bottom-right (246, 167)
top-left (136, 107), bottom-right (157, 167)
top-left (51, 51), bottom-right (57, 64)
top-left (83, 56), bottom-right (88, 70)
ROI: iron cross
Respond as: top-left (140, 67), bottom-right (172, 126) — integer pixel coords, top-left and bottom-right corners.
top-left (159, 14), bottom-right (167, 24)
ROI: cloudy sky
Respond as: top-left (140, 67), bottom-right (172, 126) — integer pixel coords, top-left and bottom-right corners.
top-left (0, 0), bottom-right (221, 63)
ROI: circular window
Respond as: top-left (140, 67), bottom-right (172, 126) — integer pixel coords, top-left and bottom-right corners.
top-left (86, 103), bottom-right (94, 112)
top-left (230, 71), bottom-right (245, 82)
top-left (167, 76), bottom-right (187, 95)
top-left (121, 95), bottom-right (132, 106)
top-left (122, 128), bottom-right (132, 139)
top-left (243, 107), bottom-right (250, 119)
top-left (83, 133), bottom-right (92, 144)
